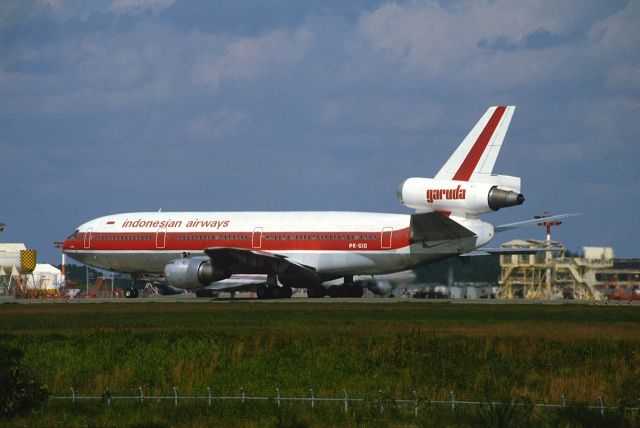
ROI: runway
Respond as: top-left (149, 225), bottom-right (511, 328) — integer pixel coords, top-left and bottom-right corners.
top-left (1, 295), bottom-right (636, 305)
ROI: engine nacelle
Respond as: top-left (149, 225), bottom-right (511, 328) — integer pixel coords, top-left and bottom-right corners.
top-left (397, 178), bottom-right (524, 215)
top-left (164, 257), bottom-right (231, 289)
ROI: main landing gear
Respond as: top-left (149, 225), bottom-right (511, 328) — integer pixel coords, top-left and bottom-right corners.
top-left (307, 276), bottom-right (364, 298)
top-left (124, 287), bottom-right (139, 298)
top-left (124, 274), bottom-right (140, 298)
top-left (256, 274), bottom-right (293, 300)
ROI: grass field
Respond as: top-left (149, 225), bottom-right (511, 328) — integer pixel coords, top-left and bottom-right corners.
top-left (1, 300), bottom-right (639, 427)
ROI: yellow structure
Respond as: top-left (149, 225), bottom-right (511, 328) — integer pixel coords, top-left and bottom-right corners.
top-left (20, 249), bottom-right (37, 272)
top-left (497, 240), bottom-right (609, 300)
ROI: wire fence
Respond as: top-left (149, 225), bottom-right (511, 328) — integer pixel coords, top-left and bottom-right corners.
top-left (53, 387), bottom-right (640, 417)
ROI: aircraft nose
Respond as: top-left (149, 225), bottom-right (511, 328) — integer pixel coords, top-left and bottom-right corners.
top-left (62, 237), bottom-right (75, 250)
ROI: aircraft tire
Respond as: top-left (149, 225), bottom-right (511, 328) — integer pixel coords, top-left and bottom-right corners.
top-left (306, 287), bottom-right (323, 298)
top-left (281, 286), bottom-right (293, 299)
top-left (328, 285), bottom-right (340, 298)
top-left (124, 288), bottom-right (138, 298)
top-left (257, 286), bottom-right (268, 300)
top-left (349, 286), bottom-right (364, 298)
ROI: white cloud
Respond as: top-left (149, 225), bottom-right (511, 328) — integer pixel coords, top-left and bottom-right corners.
top-left (186, 109), bottom-right (248, 139)
top-left (193, 29), bottom-right (313, 92)
top-left (110, 0), bottom-right (175, 15)
top-left (347, 0), bottom-right (620, 90)
top-left (589, 0), bottom-right (640, 54)
top-left (606, 65), bottom-right (640, 91)
top-left (320, 96), bottom-right (443, 134)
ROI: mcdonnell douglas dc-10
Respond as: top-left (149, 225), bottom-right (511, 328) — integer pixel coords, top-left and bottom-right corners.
top-left (63, 106), bottom-right (572, 298)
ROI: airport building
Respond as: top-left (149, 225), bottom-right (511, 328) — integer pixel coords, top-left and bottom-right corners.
top-left (497, 240), bottom-right (640, 300)
top-left (0, 243), bottom-right (60, 297)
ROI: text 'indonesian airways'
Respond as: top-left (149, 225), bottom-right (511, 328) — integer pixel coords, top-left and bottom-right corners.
top-left (121, 219), bottom-right (230, 229)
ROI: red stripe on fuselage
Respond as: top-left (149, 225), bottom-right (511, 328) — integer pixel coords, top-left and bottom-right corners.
top-left (66, 228), bottom-right (411, 253)
top-left (452, 106), bottom-right (506, 181)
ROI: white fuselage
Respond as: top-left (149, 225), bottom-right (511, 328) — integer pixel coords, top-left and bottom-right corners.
top-left (62, 211), bottom-right (492, 279)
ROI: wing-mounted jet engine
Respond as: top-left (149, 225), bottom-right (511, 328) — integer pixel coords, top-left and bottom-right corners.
top-left (164, 257), bottom-right (231, 289)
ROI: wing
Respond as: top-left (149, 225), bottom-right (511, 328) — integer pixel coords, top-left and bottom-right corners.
top-left (410, 212), bottom-right (476, 248)
top-left (204, 247), bottom-right (317, 278)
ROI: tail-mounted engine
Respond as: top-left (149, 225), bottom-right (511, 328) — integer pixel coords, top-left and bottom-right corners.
top-left (397, 177), bottom-right (524, 215)
top-left (164, 257), bottom-right (231, 289)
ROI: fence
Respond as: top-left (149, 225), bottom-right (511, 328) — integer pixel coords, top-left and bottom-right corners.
top-left (54, 387), bottom-right (640, 417)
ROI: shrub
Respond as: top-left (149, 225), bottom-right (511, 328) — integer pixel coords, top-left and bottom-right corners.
top-left (0, 343), bottom-right (49, 418)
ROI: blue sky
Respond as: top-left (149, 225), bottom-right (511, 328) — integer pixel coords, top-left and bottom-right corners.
top-left (1, 0), bottom-right (639, 264)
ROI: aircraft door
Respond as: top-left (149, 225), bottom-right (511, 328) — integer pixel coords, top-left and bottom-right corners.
top-left (83, 228), bottom-right (93, 249)
top-left (252, 227), bottom-right (263, 249)
top-left (381, 227), bottom-right (393, 249)
top-left (156, 227), bottom-right (167, 249)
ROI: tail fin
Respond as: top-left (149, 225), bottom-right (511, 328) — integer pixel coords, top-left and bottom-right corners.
top-left (435, 106), bottom-right (515, 182)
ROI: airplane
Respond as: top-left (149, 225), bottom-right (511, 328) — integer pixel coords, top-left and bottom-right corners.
top-left (62, 105), bottom-right (571, 299)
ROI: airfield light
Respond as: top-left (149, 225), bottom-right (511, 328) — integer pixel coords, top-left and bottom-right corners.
top-left (535, 212), bottom-right (564, 297)
top-left (54, 241), bottom-right (65, 287)
top-left (535, 212), bottom-right (562, 241)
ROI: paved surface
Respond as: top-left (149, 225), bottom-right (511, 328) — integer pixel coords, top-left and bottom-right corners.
top-left (1, 295), bottom-right (637, 305)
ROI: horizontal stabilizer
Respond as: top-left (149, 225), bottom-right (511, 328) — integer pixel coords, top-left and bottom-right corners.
top-left (462, 247), bottom-right (565, 256)
top-left (494, 213), bottom-right (582, 233)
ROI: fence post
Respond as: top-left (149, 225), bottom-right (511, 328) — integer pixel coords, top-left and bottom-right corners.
top-left (379, 390), bottom-right (384, 414)
top-left (241, 387), bottom-right (245, 403)
top-left (105, 387), bottom-right (111, 406)
top-left (71, 387), bottom-right (76, 403)
top-left (173, 387), bottom-right (178, 408)
top-left (450, 391), bottom-right (455, 414)
top-left (343, 389), bottom-right (348, 414)
top-left (139, 387), bottom-right (144, 404)
top-left (598, 396), bottom-right (604, 416)
top-left (276, 388), bottom-right (280, 407)
top-left (207, 387), bottom-right (211, 407)
top-left (561, 394), bottom-right (566, 407)
top-left (309, 388), bottom-right (315, 409)
top-left (413, 390), bottom-right (418, 417)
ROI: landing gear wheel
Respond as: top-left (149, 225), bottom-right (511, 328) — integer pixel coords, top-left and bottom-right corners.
top-left (257, 286), bottom-right (268, 300)
top-left (124, 288), bottom-right (138, 298)
top-left (280, 286), bottom-right (293, 299)
top-left (195, 289), bottom-right (219, 298)
top-left (307, 287), bottom-right (324, 298)
top-left (328, 285), bottom-right (341, 298)
top-left (349, 285), bottom-right (364, 298)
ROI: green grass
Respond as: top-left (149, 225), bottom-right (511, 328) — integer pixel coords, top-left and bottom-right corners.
top-left (1, 301), bottom-right (639, 426)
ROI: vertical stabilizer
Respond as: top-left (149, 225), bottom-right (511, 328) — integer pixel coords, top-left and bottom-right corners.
top-left (435, 106), bottom-right (515, 182)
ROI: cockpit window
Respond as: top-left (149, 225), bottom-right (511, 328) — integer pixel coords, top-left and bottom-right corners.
top-left (70, 230), bottom-right (79, 239)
